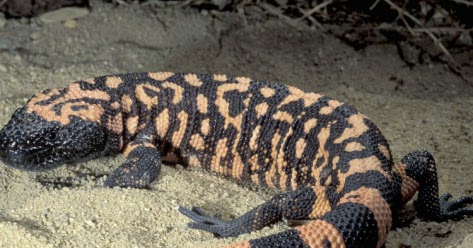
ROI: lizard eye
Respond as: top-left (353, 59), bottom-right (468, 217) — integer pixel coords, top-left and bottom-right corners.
top-left (47, 132), bottom-right (57, 141)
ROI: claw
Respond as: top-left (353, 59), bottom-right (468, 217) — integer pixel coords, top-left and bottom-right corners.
top-left (179, 206), bottom-right (221, 224)
top-left (439, 194), bottom-right (473, 220)
top-left (178, 206), bottom-right (241, 237)
top-left (439, 193), bottom-right (452, 202)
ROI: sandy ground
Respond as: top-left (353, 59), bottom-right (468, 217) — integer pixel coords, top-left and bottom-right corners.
top-left (0, 1), bottom-right (472, 247)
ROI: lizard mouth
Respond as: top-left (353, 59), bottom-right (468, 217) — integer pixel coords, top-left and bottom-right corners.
top-left (0, 146), bottom-right (67, 171)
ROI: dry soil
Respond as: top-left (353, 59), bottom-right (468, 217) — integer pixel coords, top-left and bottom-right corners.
top-left (0, 1), bottom-right (472, 247)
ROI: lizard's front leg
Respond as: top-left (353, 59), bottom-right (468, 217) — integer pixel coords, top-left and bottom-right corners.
top-left (105, 132), bottom-right (162, 188)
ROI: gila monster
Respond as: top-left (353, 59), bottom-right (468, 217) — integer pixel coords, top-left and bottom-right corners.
top-left (0, 72), bottom-right (472, 248)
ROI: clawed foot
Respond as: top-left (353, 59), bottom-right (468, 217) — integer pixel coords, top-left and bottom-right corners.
top-left (104, 146), bottom-right (161, 189)
top-left (439, 193), bottom-right (473, 220)
top-left (104, 160), bottom-right (153, 189)
top-left (178, 206), bottom-right (242, 237)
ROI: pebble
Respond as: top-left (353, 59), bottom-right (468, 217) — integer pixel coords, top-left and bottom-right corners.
top-left (63, 19), bottom-right (77, 29)
top-left (58, 213), bottom-right (69, 223)
top-left (30, 32), bottom-right (41, 40)
top-left (457, 32), bottom-right (472, 46)
top-left (85, 219), bottom-right (96, 227)
top-left (39, 7), bottom-right (90, 24)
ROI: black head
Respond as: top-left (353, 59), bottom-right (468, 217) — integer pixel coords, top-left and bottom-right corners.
top-left (0, 106), bottom-right (107, 171)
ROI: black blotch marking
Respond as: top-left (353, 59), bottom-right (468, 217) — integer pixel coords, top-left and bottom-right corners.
top-left (143, 86), bottom-right (160, 97)
top-left (224, 90), bottom-right (247, 118)
top-left (322, 202), bottom-right (378, 248)
top-left (36, 88), bottom-right (67, 106)
top-left (71, 105), bottom-right (89, 111)
top-left (340, 170), bottom-right (396, 206)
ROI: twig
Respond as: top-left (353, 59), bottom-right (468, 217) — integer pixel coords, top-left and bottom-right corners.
top-left (370, 25), bottom-right (471, 34)
top-left (324, 24), bottom-right (471, 37)
top-left (401, 16), bottom-right (415, 36)
top-left (382, 0), bottom-right (456, 63)
top-left (296, 0), bottom-right (333, 22)
top-left (413, 27), bottom-right (472, 33)
top-left (297, 7), bottom-right (324, 29)
top-left (423, 31), bottom-right (455, 61)
top-left (369, 0), bottom-right (382, 10)
top-left (382, 0), bottom-right (422, 26)
top-left (449, 0), bottom-right (473, 6)
top-left (260, 2), bottom-right (299, 27)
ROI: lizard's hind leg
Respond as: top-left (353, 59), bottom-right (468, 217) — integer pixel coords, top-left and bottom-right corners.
top-left (179, 186), bottom-right (328, 238)
top-left (180, 185), bottom-right (392, 247)
top-left (395, 150), bottom-right (473, 221)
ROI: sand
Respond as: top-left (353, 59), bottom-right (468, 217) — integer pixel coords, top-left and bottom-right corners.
top-left (0, 1), bottom-right (472, 247)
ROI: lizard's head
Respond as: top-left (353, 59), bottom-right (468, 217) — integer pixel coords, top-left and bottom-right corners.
top-left (0, 93), bottom-right (108, 171)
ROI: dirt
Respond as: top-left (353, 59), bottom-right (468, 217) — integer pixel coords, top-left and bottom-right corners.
top-left (0, 1), bottom-right (472, 247)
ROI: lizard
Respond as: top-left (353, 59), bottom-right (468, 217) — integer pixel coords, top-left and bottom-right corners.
top-left (0, 72), bottom-right (472, 248)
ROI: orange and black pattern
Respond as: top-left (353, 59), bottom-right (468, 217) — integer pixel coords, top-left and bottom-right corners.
top-left (0, 72), bottom-right (472, 247)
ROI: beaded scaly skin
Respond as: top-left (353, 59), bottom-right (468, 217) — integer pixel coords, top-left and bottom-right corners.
top-left (1, 72), bottom-right (472, 248)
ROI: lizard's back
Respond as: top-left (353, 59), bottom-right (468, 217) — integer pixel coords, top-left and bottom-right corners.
top-left (110, 72), bottom-right (394, 195)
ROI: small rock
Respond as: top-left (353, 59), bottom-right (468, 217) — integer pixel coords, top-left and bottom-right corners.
top-left (63, 19), bottom-right (77, 29)
top-left (39, 7), bottom-right (89, 24)
top-left (457, 32), bottom-right (473, 46)
top-left (58, 213), bottom-right (69, 223)
top-left (30, 32), bottom-right (41, 40)
top-left (85, 219), bottom-right (96, 227)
